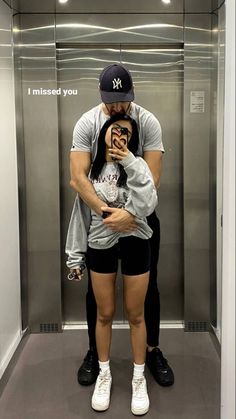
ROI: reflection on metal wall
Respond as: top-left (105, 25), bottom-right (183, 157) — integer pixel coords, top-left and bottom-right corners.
top-left (55, 14), bottom-right (184, 44)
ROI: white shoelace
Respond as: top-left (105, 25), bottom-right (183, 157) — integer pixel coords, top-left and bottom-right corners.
top-left (132, 377), bottom-right (147, 399)
top-left (96, 371), bottom-right (111, 395)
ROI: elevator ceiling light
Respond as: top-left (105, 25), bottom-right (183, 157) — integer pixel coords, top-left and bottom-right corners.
top-left (162, 0), bottom-right (171, 4)
top-left (59, 0), bottom-right (68, 4)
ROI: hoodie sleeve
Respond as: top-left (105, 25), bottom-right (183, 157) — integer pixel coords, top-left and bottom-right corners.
top-left (119, 152), bottom-right (158, 217)
top-left (65, 194), bottom-right (91, 270)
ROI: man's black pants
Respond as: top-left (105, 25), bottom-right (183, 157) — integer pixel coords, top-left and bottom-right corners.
top-left (86, 211), bottom-right (161, 348)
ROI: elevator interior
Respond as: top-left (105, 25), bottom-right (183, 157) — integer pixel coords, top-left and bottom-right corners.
top-left (14, 1), bottom-right (223, 338)
top-left (0, 0), bottom-right (228, 418)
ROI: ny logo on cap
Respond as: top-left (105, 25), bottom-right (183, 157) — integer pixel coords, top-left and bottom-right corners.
top-left (112, 78), bottom-right (122, 90)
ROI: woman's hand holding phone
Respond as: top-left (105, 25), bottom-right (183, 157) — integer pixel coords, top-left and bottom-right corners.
top-left (109, 127), bottom-right (129, 161)
top-left (68, 266), bottom-right (85, 281)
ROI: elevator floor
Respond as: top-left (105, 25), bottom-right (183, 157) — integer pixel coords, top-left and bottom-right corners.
top-left (0, 329), bottom-right (220, 419)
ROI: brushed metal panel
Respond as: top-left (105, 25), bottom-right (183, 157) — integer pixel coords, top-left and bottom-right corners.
top-left (184, 14), bottom-right (212, 45)
top-left (18, 0), bottom-right (56, 13)
top-left (184, 14), bottom-right (212, 325)
top-left (18, 0), bottom-right (184, 13)
top-left (27, 251), bottom-right (61, 331)
top-left (185, 0), bottom-right (212, 13)
top-left (20, 14), bottom-right (62, 332)
top-left (56, 0), bottom-right (184, 13)
top-left (56, 14), bottom-right (184, 44)
top-left (58, 44), bottom-right (184, 323)
top-left (13, 0), bottom-right (225, 14)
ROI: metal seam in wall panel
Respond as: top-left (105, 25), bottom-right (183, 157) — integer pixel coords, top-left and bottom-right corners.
top-left (56, 42), bottom-right (184, 50)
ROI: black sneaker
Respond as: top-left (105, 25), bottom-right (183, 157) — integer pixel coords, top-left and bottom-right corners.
top-left (146, 347), bottom-right (174, 386)
top-left (77, 348), bottom-right (99, 386)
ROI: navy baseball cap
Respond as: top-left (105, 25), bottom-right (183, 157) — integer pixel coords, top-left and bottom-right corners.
top-left (99, 64), bottom-right (134, 104)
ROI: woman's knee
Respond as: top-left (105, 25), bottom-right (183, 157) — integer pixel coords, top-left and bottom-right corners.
top-left (97, 309), bottom-right (115, 326)
top-left (126, 310), bottom-right (144, 327)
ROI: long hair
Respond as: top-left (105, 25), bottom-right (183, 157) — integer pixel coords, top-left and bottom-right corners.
top-left (90, 113), bottom-right (139, 187)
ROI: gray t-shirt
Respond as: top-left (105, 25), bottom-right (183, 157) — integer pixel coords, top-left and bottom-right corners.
top-left (71, 103), bottom-right (164, 159)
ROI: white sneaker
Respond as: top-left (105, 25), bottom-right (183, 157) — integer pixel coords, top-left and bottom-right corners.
top-left (91, 369), bottom-right (112, 411)
top-left (131, 376), bottom-right (150, 415)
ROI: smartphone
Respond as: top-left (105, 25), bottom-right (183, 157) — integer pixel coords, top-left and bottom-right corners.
top-left (111, 126), bottom-right (129, 150)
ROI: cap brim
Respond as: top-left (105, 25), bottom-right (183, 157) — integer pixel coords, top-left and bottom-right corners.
top-left (100, 90), bottom-right (134, 104)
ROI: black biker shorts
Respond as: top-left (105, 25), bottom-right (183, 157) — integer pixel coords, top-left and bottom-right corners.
top-left (87, 236), bottom-right (151, 276)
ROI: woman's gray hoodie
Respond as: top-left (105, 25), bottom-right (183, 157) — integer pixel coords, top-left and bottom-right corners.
top-left (65, 152), bottom-right (158, 270)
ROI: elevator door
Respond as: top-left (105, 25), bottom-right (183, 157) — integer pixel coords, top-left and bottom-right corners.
top-left (57, 45), bottom-right (184, 325)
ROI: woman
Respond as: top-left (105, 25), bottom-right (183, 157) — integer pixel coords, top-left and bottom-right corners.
top-left (66, 113), bottom-right (157, 415)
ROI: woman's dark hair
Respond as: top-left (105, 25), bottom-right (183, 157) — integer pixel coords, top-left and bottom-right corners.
top-left (90, 113), bottom-right (139, 187)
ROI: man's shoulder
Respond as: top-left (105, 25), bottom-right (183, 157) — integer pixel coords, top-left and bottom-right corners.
top-left (132, 103), bottom-right (161, 132)
top-left (132, 102), bottom-right (160, 122)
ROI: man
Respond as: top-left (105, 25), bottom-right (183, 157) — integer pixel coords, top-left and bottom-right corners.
top-left (70, 63), bottom-right (174, 387)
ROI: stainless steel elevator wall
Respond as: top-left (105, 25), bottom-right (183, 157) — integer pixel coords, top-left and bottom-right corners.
top-left (18, 14), bottom-right (62, 332)
top-left (184, 14), bottom-right (212, 329)
top-left (15, 6), bottom-right (215, 331)
top-left (13, 0), bottom-right (220, 14)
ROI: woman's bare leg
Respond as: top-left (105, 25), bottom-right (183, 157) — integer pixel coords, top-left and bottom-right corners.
top-left (123, 272), bottom-right (149, 364)
top-left (90, 271), bottom-right (116, 362)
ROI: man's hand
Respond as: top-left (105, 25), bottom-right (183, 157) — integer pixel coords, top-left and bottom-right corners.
top-left (101, 206), bottom-right (137, 232)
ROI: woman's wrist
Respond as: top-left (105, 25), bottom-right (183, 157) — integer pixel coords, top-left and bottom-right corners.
top-left (118, 151), bottom-right (136, 168)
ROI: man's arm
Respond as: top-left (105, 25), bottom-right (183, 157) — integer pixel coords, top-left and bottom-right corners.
top-left (70, 151), bottom-right (137, 231)
top-left (143, 150), bottom-right (163, 188)
top-left (70, 151), bottom-right (106, 216)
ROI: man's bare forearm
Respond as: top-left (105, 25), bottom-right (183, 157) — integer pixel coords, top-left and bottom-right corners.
top-left (70, 176), bottom-right (106, 216)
